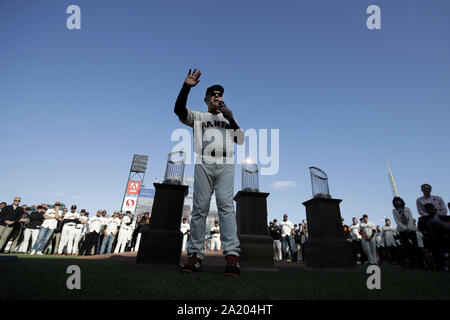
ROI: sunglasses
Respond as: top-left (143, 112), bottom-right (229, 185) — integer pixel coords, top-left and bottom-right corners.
top-left (209, 91), bottom-right (223, 97)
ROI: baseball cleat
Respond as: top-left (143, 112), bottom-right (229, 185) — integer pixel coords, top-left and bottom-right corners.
top-left (181, 254), bottom-right (202, 273)
top-left (224, 255), bottom-right (240, 277)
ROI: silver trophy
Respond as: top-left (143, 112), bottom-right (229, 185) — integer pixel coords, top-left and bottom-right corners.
top-left (242, 159), bottom-right (259, 192)
top-left (163, 151), bottom-right (186, 185)
top-left (309, 166), bottom-right (331, 199)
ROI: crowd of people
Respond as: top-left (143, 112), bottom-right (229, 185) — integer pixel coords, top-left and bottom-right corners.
top-left (269, 184), bottom-right (450, 271)
top-left (0, 199), bottom-right (152, 256)
top-left (269, 214), bottom-right (308, 263)
top-left (1, 184), bottom-right (448, 271)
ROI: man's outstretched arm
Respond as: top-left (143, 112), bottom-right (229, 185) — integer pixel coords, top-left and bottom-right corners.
top-left (174, 68), bottom-right (202, 121)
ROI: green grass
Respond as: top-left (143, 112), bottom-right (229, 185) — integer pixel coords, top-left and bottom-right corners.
top-left (1, 254), bottom-right (449, 300)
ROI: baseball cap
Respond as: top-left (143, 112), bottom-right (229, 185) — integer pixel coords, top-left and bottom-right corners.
top-left (362, 214), bottom-right (368, 218)
top-left (54, 201), bottom-right (62, 206)
top-left (71, 205), bottom-right (77, 209)
top-left (205, 84), bottom-right (224, 96)
top-left (80, 209), bottom-right (86, 213)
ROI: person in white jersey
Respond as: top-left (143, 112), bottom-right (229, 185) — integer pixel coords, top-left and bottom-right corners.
top-left (175, 68), bottom-right (243, 277)
top-left (57, 204), bottom-right (80, 255)
top-left (359, 214), bottom-right (377, 265)
top-left (114, 212), bottom-right (133, 253)
top-left (72, 209), bottom-right (88, 256)
top-left (31, 202), bottom-right (61, 255)
top-left (210, 220), bottom-right (221, 253)
top-left (180, 217), bottom-right (190, 252)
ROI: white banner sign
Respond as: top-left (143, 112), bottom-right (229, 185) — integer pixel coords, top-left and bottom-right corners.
top-left (122, 196), bottom-right (138, 212)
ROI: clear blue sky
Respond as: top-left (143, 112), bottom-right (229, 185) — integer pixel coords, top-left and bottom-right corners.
top-left (1, 0), bottom-right (449, 226)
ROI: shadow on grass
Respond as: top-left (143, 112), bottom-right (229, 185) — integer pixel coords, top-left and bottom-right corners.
top-left (0, 254), bottom-right (449, 300)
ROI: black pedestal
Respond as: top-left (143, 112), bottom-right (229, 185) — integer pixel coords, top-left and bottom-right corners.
top-left (136, 183), bottom-right (188, 265)
top-left (234, 191), bottom-right (274, 270)
top-left (302, 198), bottom-right (355, 269)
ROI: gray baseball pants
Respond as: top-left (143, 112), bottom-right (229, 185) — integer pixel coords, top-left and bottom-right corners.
top-left (187, 162), bottom-right (240, 259)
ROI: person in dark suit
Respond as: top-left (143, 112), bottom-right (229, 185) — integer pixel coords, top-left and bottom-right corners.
top-left (6, 205), bottom-right (30, 253)
top-left (0, 197), bottom-right (25, 252)
top-left (424, 203), bottom-right (450, 271)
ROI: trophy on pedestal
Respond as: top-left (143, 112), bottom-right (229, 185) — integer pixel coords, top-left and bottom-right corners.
top-left (136, 151), bottom-right (188, 266)
top-left (163, 151), bottom-right (186, 185)
top-left (234, 159), bottom-right (274, 270)
top-left (242, 161), bottom-right (259, 192)
top-left (302, 167), bottom-right (355, 269)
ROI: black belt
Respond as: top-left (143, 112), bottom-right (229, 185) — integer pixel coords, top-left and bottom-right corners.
top-left (203, 151), bottom-right (228, 157)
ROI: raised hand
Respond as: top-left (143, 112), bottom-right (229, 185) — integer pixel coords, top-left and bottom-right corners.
top-left (184, 68), bottom-right (202, 87)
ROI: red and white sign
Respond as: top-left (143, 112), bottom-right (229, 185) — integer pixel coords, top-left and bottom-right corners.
top-left (126, 181), bottom-right (142, 195)
top-left (122, 196), bottom-right (138, 212)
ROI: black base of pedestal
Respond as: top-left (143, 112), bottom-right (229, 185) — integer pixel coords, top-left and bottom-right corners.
top-left (136, 230), bottom-right (183, 266)
top-left (238, 234), bottom-right (274, 270)
top-left (302, 197), bottom-right (355, 270)
top-left (304, 239), bottom-right (355, 269)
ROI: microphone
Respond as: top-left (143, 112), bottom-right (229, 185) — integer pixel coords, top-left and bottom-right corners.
top-left (218, 101), bottom-right (226, 113)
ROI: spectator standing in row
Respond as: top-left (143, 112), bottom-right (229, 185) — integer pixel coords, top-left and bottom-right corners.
top-left (416, 184), bottom-right (447, 217)
top-left (31, 202), bottom-right (61, 255)
top-left (294, 224), bottom-right (303, 263)
top-left (46, 207), bottom-right (66, 254)
top-left (180, 216), bottom-right (190, 252)
top-left (342, 218), bottom-right (351, 240)
top-left (360, 214), bottom-right (377, 265)
top-left (0, 197), bottom-right (25, 252)
top-left (80, 210), bottom-right (103, 256)
top-left (7, 205), bottom-right (30, 253)
top-left (114, 212), bottom-right (133, 253)
top-left (280, 214), bottom-right (294, 261)
top-left (270, 219), bottom-right (282, 261)
top-left (423, 203), bottom-right (450, 271)
top-left (96, 210), bottom-right (108, 254)
top-left (134, 212), bottom-right (150, 252)
top-left (413, 218), bottom-right (427, 269)
top-left (392, 197), bottom-right (420, 268)
top-left (289, 225), bottom-right (297, 262)
top-left (349, 217), bottom-right (364, 264)
top-left (72, 209), bottom-right (88, 255)
top-left (18, 205), bottom-right (45, 253)
top-left (100, 212), bottom-right (121, 254)
top-left (210, 220), bottom-right (221, 253)
top-left (375, 225), bottom-right (388, 265)
top-left (57, 205), bottom-right (79, 255)
top-left (382, 218), bottom-right (400, 265)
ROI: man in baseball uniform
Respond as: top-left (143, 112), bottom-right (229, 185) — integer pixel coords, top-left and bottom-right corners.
top-left (57, 205), bottom-right (80, 255)
top-left (96, 210), bottom-right (108, 254)
top-left (360, 214), bottom-right (377, 265)
top-left (100, 212), bottom-right (121, 254)
top-left (349, 217), bottom-right (364, 264)
top-left (79, 210), bottom-right (104, 256)
top-left (382, 218), bottom-right (400, 265)
top-left (114, 212), bottom-right (133, 253)
top-left (72, 209), bottom-right (88, 256)
top-left (175, 68), bottom-right (243, 277)
top-left (210, 220), bottom-right (221, 253)
top-left (180, 217), bottom-right (190, 252)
